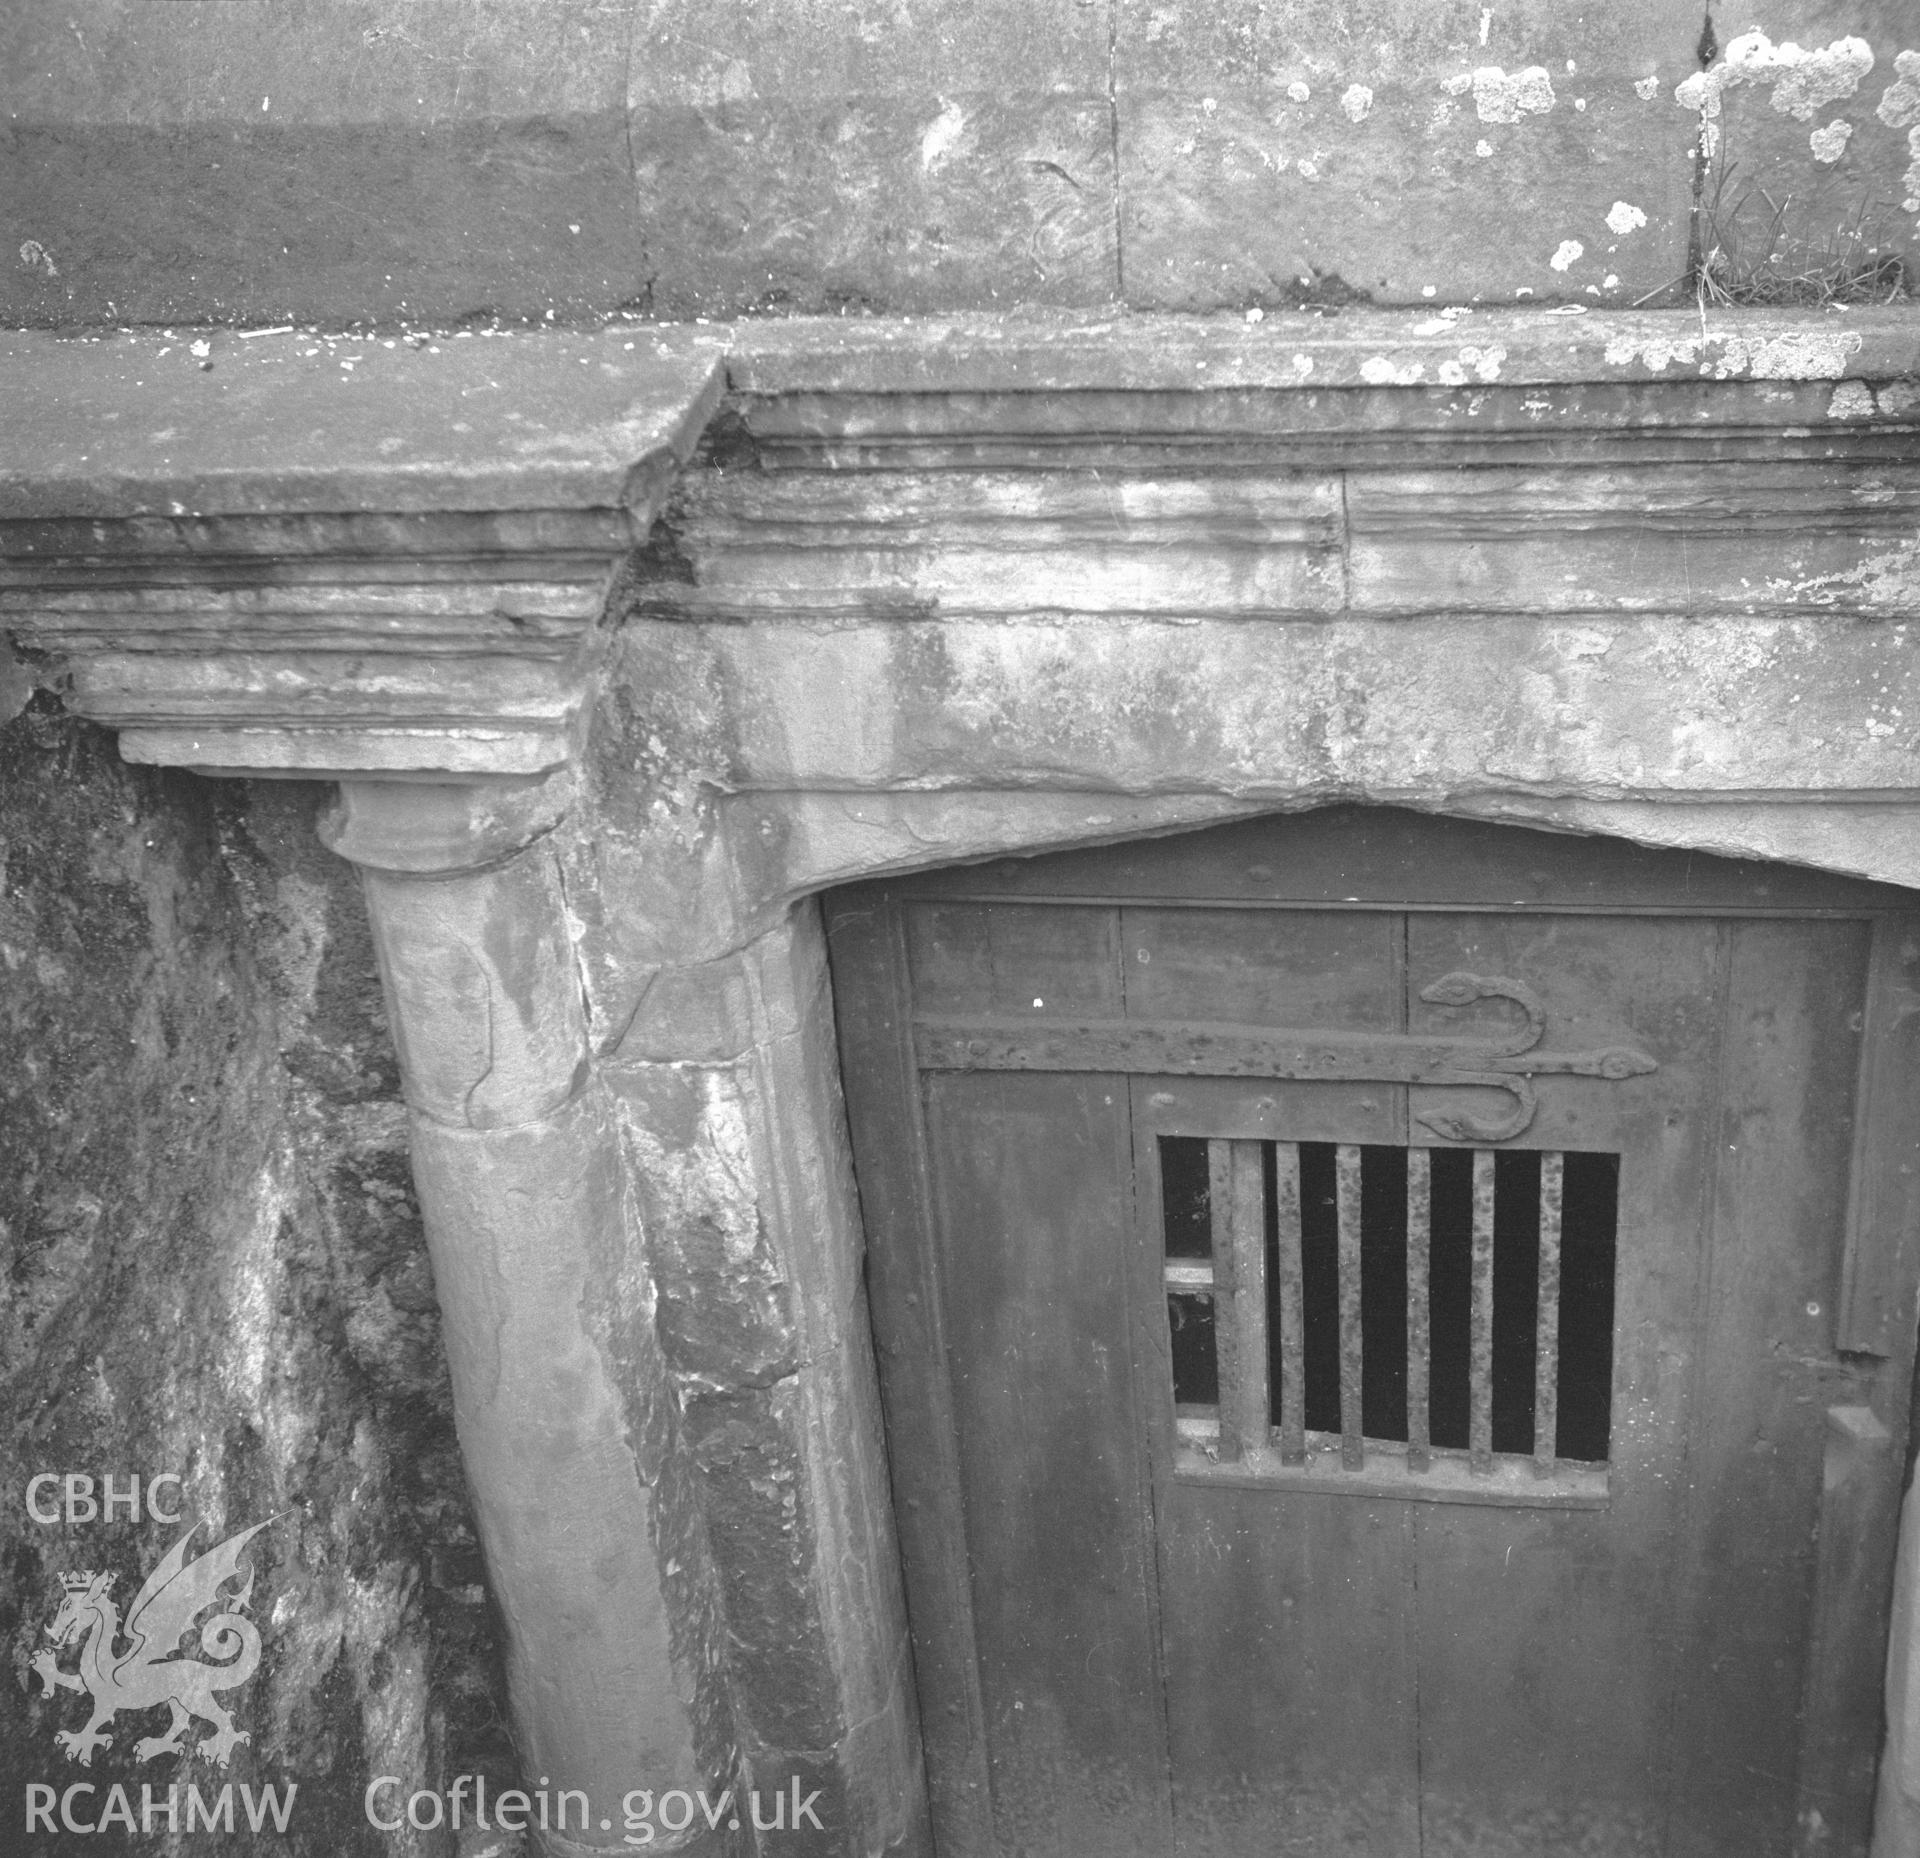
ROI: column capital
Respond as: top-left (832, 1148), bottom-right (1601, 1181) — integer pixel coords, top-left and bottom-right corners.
top-left (319, 770), bottom-right (575, 875)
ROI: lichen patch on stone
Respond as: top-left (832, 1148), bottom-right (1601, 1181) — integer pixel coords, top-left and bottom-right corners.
top-left (1881, 49), bottom-right (1920, 127)
top-left (1430, 344), bottom-right (1508, 387)
top-left (1782, 536), bottom-right (1920, 607)
top-left (1878, 50), bottom-right (1920, 208)
top-left (1677, 33), bottom-right (1875, 159)
top-left (1604, 201), bottom-right (1648, 237)
top-left (919, 99), bottom-right (968, 171)
top-left (1469, 66), bottom-right (1556, 124)
top-left (1809, 119), bottom-right (1855, 162)
top-left (1598, 327), bottom-right (1862, 380)
top-left (1340, 83), bottom-right (1374, 124)
top-left (1727, 31), bottom-right (1876, 120)
top-left (1707, 328), bottom-right (1866, 380)
top-left (1549, 239), bottom-right (1584, 272)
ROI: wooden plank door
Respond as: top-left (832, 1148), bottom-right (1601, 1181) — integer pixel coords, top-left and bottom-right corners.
top-left (826, 810), bottom-right (1920, 1858)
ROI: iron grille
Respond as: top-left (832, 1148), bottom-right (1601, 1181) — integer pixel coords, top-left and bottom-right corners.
top-left (1161, 1137), bottom-right (1618, 1494)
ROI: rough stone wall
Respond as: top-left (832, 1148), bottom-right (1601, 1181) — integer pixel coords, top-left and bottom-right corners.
top-left (0, 699), bottom-right (515, 1855)
top-left (6, 1), bottom-right (1920, 324)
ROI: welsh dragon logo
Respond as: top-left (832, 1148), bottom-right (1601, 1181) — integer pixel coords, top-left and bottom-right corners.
top-left (31, 1519), bottom-right (272, 1768)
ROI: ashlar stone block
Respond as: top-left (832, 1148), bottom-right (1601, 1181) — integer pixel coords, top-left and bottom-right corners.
top-left (1115, 0), bottom-right (1700, 308)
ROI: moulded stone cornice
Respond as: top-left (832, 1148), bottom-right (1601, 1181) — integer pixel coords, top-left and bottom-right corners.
top-left (638, 309), bottom-right (1920, 628)
top-left (9, 310), bottom-right (1920, 777)
top-left (719, 307), bottom-right (1920, 472)
top-left (1, 326), bottom-right (726, 776)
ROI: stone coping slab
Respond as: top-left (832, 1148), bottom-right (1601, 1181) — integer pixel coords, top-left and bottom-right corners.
top-left (0, 325), bottom-right (729, 523)
top-left (721, 307), bottom-right (1920, 395)
top-left (6, 311), bottom-right (1920, 534)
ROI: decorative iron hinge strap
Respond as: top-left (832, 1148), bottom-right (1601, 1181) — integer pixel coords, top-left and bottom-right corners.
top-left (913, 971), bottom-right (1657, 1143)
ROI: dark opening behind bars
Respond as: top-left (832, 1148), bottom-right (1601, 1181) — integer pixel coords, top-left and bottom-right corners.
top-left (1161, 1137), bottom-right (1618, 1473)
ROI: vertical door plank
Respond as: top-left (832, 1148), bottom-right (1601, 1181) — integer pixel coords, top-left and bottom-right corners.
top-left (1127, 901), bottom-right (1412, 1856)
top-left (1160, 1483), bottom-right (1420, 1858)
top-left (930, 1067), bottom-right (1171, 1858)
top-left (1838, 918), bottom-right (1920, 1355)
top-left (824, 890), bottom-right (997, 1858)
top-left (908, 895), bottom-right (1171, 1858)
top-left (1798, 916), bottom-right (1920, 1853)
top-left (1138, 1081), bottom-right (1422, 1858)
top-left (1407, 913), bottom-right (1724, 1858)
top-left (1664, 919), bottom-right (1876, 1858)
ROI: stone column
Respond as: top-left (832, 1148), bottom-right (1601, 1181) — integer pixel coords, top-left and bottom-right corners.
top-left (321, 774), bottom-right (741, 1858)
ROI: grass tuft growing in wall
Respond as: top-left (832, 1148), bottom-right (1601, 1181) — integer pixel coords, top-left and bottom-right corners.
top-left (1691, 157), bottom-right (1908, 307)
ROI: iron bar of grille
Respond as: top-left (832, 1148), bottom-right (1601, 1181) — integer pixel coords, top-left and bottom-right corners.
top-left (1407, 1147), bottom-right (1432, 1474)
top-left (1275, 1142), bottom-right (1307, 1465)
top-left (1534, 1150), bottom-right (1564, 1476)
top-left (1470, 1149), bottom-right (1496, 1474)
top-left (1206, 1142), bottom-right (1239, 1460)
top-left (1209, 1138), bottom-right (1270, 1461)
top-left (1336, 1143), bottom-right (1365, 1470)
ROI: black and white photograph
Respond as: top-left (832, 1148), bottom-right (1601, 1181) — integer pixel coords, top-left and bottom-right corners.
top-left (6, 4), bottom-right (1920, 1854)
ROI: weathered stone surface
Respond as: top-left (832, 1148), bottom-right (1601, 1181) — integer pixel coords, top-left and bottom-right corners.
top-left (408, 1103), bottom-right (737, 1831)
top-left (0, 327), bottom-right (725, 776)
top-left (625, 611), bottom-right (1920, 803)
top-left (1447, 794), bottom-right (1920, 891)
top-left (626, 0), bottom-right (1118, 316)
top-left (6, 3), bottom-right (1918, 325)
top-left (1114, 0), bottom-right (1698, 308)
top-left (1685, 15), bottom-right (1919, 308)
top-left (331, 775), bottom-right (748, 1854)
top-left (0, 0), bottom-right (646, 327)
top-left (357, 850), bottom-right (589, 1128)
top-left (720, 305), bottom-right (1920, 393)
top-left (0, 326), bottom-right (725, 520)
top-left (0, 700), bottom-right (514, 1854)
top-left (603, 916), bottom-right (926, 1858)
